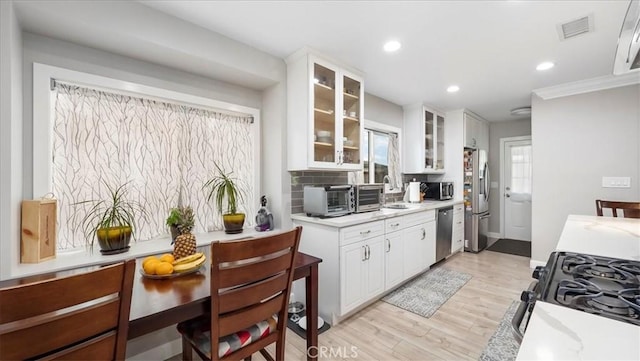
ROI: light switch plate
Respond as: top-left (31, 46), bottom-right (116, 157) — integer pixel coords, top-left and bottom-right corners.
top-left (602, 177), bottom-right (631, 188)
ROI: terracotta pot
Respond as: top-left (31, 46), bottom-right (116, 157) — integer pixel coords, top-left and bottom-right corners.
top-left (222, 213), bottom-right (245, 234)
top-left (96, 225), bottom-right (132, 254)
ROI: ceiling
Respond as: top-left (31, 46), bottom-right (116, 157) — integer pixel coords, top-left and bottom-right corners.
top-left (139, 0), bottom-right (631, 122)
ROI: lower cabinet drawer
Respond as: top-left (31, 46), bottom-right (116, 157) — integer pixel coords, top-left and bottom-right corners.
top-left (340, 220), bottom-right (385, 246)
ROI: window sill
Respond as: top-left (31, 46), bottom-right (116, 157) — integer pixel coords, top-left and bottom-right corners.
top-left (9, 228), bottom-right (277, 280)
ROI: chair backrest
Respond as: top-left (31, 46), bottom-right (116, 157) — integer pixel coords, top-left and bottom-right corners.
top-left (595, 199), bottom-right (640, 219)
top-left (209, 227), bottom-right (302, 359)
top-left (0, 259), bottom-right (136, 360)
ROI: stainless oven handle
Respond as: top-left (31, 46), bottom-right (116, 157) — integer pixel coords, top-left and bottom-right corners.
top-left (511, 280), bottom-right (538, 344)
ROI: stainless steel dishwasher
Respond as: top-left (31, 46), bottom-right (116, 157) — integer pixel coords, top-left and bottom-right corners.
top-left (436, 206), bottom-right (453, 262)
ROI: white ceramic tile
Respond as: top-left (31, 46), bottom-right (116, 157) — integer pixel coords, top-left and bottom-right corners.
top-left (517, 302), bottom-right (640, 361)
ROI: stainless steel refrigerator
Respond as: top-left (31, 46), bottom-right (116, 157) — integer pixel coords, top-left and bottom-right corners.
top-left (463, 148), bottom-right (490, 252)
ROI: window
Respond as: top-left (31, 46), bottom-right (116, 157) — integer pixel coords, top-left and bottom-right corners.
top-left (363, 130), bottom-right (390, 183)
top-left (510, 145), bottom-right (532, 194)
top-left (34, 64), bottom-right (260, 251)
top-left (356, 120), bottom-right (401, 190)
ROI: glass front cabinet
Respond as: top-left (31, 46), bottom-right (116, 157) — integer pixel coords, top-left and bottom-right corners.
top-left (403, 104), bottom-right (445, 173)
top-left (287, 52), bottom-right (364, 171)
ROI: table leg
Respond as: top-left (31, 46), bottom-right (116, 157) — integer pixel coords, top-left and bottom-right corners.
top-left (305, 264), bottom-right (319, 361)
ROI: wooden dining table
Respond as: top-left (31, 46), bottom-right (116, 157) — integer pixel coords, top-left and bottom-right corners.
top-left (128, 250), bottom-right (322, 360)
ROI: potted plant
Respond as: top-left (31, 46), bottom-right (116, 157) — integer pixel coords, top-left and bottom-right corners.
top-left (203, 163), bottom-right (246, 234)
top-left (75, 182), bottom-right (145, 254)
top-left (166, 207), bottom-right (182, 242)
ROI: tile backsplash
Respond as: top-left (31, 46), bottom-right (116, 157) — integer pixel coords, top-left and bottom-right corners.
top-left (290, 171), bottom-right (349, 214)
top-left (290, 171), bottom-right (416, 214)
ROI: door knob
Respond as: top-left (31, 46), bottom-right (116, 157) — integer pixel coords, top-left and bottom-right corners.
top-left (506, 194), bottom-right (511, 198)
top-left (506, 186), bottom-right (511, 191)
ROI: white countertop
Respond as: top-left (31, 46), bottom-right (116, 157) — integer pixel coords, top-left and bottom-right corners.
top-left (517, 215), bottom-right (640, 361)
top-left (291, 199), bottom-right (463, 228)
top-left (517, 302), bottom-right (640, 361)
top-left (555, 215), bottom-right (640, 260)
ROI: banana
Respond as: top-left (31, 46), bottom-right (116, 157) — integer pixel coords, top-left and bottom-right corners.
top-left (173, 254), bottom-right (206, 273)
top-left (172, 252), bottom-right (204, 266)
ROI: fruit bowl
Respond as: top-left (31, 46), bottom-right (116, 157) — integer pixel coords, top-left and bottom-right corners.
top-left (140, 252), bottom-right (207, 279)
top-left (139, 265), bottom-right (204, 279)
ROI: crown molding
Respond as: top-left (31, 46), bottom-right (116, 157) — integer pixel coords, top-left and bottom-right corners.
top-left (533, 71), bottom-right (640, 100)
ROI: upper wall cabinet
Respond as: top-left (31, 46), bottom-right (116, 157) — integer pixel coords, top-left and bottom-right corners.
top-left (464, 112), bottom-right (489, 150)
top-left (403, 104), bottom-right (445, 174)
top-left (286, 51), bottom-right (364, 171)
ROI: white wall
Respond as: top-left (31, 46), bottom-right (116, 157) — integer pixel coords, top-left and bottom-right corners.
top-left (2, 1), bottom-right (288, 358)
top-left (0, 0), bottom-right (23, 281)
top-left (488, 119), bottom-right (531, 234)
top-left (531, 85), bottom-right (640, 264)
top-left (364, 92), bottom-right (403, 128)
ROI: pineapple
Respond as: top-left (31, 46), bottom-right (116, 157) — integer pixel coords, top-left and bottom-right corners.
top-left (173, 207), bottom-right (197, 260)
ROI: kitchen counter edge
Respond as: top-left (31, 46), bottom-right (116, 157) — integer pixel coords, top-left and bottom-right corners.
top-left (291, 199), bottom-right (463, 228)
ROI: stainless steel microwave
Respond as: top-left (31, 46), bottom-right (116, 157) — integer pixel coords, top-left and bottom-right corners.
top-left (303, 185), bottom-right (355, 217)
top-left (424, 182), bottom-right (454, 201)
top-left (354, 184), bottom-right (383, 213)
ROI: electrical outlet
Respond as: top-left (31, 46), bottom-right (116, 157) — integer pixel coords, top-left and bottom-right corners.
top-left (602, 177), bottom-right (631, 188)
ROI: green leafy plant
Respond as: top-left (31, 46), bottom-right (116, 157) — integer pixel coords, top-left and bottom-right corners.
top-left (203, 163), bottom-right (245, 215)
top-left (166, 206), bottom-right (194, 233)
top-left (74, 182), bottom-right (146, 249)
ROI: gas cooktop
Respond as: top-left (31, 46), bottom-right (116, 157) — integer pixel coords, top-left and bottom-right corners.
top-left (537, 252), bottom-right (640, 326)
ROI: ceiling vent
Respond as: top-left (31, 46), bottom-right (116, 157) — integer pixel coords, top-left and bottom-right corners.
top-left (557, 14), bottom-right (594, 41)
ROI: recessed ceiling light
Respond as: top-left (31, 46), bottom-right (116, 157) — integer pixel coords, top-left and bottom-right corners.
top-left (536, 62), bottom-right (555, 71)
top-left (447, 85), bottom-right (460, 93)
top-left (383, 40), bottom-right (401, 52)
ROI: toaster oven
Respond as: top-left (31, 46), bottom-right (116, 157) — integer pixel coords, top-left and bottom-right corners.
top-left (354, 184), bottom-right (383, 213)
top-left (303, 185), bottom-right (355, 217)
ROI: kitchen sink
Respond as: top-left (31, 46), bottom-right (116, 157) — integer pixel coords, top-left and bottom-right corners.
top-left (383, 204), bottom-right (410, 209)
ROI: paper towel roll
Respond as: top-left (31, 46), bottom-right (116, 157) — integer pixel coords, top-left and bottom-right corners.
top-left (409, 182), bottom-right (421, 203)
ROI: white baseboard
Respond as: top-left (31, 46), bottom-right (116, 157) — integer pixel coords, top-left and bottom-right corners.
top-left (529, 259), bottom-right (546, 269)
top-left (486, 232), bottom-right (501, 239)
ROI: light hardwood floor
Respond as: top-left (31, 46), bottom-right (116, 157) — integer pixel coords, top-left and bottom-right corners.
top-left (169, 250), bottom-right (532, 361)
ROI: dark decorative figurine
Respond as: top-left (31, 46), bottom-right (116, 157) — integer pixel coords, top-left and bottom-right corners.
top-left (255, 195), bottom-right (274, 232)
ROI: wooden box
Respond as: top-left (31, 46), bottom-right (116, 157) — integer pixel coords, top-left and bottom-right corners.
top-left (21, 198), bottom-right (57, 263)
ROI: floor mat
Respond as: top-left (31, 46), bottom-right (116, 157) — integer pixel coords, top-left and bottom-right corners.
top-left (381, 267), bottom-right (471, 318)
top-left (479, 301), bottom-right (521, 361)
top-left (486, 239), bottom-right (531, 257)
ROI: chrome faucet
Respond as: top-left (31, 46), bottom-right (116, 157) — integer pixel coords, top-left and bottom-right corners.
top-left (382, 175), bottom-right (393, 190)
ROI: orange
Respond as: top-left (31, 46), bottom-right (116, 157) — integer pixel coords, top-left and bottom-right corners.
top-left (155, 261), bottom-right (174, 275)
top-left (159, 253), bottom-right (175, 263)
top-left (143, 259), bottom-right (161, 275)
top-left (142, 256), bottom-right (159, 268)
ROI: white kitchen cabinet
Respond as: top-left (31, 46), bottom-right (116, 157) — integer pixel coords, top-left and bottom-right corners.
top-left (384, 231), bottom-right (404, 290)
top-left (340, 235), bottom-right (385, 315)
top-left (464, 112), bottom-right (489, 150)
top-left (403, 104), bottom-right (446, 174)
top-left (451, 203), bottom-right (464, 253)
top-left (402, 210), bottom-right (436, 278)
top-left (287, 50), bottom-right (364, 171)
top-left (292, 207), bottom-right (444, 325)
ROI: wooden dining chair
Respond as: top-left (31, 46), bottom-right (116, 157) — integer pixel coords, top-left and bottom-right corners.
top-left (595, 199), bottom-right (640, 219)
top-left (177, 227), bottom-right (302, 361)
top-left (0, 259), bottom-right (136, 361)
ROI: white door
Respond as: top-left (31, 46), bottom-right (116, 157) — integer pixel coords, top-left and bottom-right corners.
top-left (403, 224), bottom-right (424, 278)
top-left (340, 241), bottom-right (366, 314)
top-left (365, 236), bottom-right (385, 298)
top-left (502, 138), bottom-right (532, 241)
top-left (384, 231), bottom-right (404, 290)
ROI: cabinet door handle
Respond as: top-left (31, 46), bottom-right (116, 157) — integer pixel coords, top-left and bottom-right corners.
top-left (386, 239), bottom-right (391, 252)
top-left (367, 245), bottom-right (371, 260)
top-left (392, 223), bottom-right (400, 227)
top-left (360, 230), bottom-right (371, 236)
top-left (421, 228), bottom-right (426, 240)
top-left (362, 246), bottom-right (366, 261)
